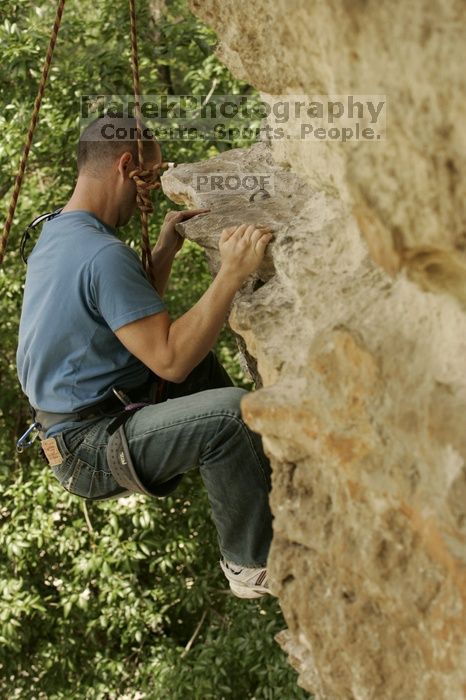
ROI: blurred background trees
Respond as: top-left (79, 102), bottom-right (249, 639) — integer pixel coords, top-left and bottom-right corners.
top-left (0, 1), bottom-right (308, 697)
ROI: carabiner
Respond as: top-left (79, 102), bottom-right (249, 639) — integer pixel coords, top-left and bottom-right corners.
top-left (16, 422), bottom-right (40, 453)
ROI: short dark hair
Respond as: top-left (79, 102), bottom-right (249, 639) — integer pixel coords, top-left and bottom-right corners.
top-left (77, 117), bottom-right (160, 174)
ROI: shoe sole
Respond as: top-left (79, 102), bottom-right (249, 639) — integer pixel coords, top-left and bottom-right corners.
top-left (229, 581), bottom-right (271, 599)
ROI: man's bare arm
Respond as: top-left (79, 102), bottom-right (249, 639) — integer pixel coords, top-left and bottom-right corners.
top-left (151, 243), bottom-right (176, 298)
top-left (115, 223), bottom-right (273, 382)
top-left (151, 209), bottom-right (210, 298)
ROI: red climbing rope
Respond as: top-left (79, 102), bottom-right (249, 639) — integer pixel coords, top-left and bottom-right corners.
top-left (0, 0), bottom-right (66, 266)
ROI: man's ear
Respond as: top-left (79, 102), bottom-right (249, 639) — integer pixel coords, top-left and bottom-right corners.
top-left (117, 151), bottom-right (134, 179)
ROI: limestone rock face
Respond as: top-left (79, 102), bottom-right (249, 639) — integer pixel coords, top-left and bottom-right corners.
top-left (160, 2), bottom-right (466, 698)
top-left (189, 0), bottom-right (466, 305)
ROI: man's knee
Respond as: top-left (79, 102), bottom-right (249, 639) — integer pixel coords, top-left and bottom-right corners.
top-left (216, 386), bottom-right (249, 417)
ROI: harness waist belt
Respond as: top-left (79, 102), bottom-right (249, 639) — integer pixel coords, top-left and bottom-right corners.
top-left (31, 374), bottom-right (165, 433)
top-left (33, 378), bottom-right (177, 499)
top-left (34, 399), bottom-right (125, 433)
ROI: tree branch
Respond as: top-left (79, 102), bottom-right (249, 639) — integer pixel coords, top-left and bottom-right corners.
top-left (180, 608), bottom-right (207, 658)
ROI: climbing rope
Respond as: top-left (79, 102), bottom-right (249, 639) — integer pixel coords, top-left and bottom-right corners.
top-left (0, 0), bottom-right (66, 266)
top-left (128, 0), bottom-right (168, 288)
top-left (128, 0), bottom-right (169, 399)
top-left (1, 0), bottom-right (168, 289)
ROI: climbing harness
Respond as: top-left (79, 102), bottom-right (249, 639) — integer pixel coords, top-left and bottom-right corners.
top-left (27, 376), bottom-right (179, 498)
top-left (105, 402), bottom-right (183, 497)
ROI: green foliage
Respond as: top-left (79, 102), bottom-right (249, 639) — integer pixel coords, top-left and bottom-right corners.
top-left (0, 464), bottom-right (309, 699)
top-left (0, 0), bottom-right (308, 697)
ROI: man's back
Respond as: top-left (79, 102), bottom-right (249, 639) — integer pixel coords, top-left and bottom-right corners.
top-left (17, 209), bottom-right (166, 433)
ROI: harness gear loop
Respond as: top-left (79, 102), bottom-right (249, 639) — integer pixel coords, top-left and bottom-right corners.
top-left (0, 0), bottom-right (66, 266)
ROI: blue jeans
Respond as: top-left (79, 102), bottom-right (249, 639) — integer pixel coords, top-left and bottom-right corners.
top-left (50, 351), bottom-right (273, 568)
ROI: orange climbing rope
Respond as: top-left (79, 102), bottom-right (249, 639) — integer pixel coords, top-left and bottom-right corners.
top-left (0, 0), bottom-right (66, 266)
top-left (1, 0), bottom-right (168, 291)
top-left (127, 0), bottom-right (165, 288)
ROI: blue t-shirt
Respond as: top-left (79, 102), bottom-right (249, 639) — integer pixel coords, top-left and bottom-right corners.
top-left (16, 210), bottom-right (167, 437)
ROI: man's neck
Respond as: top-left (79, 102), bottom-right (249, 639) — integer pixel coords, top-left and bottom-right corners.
top-left (61, 176), bottom-right (118, 229)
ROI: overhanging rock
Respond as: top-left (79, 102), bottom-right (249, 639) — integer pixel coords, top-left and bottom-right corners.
top-left (161, 142), bottom-right (317, 386)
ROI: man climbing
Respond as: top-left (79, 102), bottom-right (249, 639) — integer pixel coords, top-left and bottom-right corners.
top-left (16, 117), bottom-right (275, 599)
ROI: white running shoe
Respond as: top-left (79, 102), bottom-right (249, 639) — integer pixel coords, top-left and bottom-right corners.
top-left (219, 558), bottom-right (272, 599)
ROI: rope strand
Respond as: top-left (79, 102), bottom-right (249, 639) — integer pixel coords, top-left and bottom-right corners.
top-left (0, 0), bottom-right (66, 266)
top-left (128, 0), bottom-right (164, 289)
top-left (0, 0), bottom-right (164, 285)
